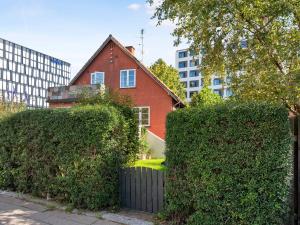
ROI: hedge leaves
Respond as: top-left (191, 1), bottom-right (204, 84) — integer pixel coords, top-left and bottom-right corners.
top-left (165, 102), bottom-right (292, 225)
top-left (0, 105), bottom-right (139, 210)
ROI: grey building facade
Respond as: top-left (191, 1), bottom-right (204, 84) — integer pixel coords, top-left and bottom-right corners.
top-left (0, 38), bottom-right (70, 108)
top-left (175, 48), bottom-right (232, 102)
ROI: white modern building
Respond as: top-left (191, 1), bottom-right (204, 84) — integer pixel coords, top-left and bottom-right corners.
top-left (175, 49), bottom-right (232, 102)
top-left (0, 38), bottom-right (71, 108)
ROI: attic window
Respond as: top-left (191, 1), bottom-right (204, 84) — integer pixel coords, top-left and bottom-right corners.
top-left (120, 69), bottom-right (136, 88)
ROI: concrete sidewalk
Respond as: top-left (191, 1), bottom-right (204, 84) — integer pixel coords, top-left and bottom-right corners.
top-left (0, 192), bottom-right (154, 225)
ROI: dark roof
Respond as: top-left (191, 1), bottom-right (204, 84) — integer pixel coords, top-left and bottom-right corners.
top-left (69, 35), bottom-right (184, 106)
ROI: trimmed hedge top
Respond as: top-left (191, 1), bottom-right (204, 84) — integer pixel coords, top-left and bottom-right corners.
top-left (165, 102), bottom-right (292, 225)
top-left (0, 105), bottom-right (139, 210)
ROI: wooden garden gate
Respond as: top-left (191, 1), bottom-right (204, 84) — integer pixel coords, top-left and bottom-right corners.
top-left (119, 167), bottom-right (165, 213)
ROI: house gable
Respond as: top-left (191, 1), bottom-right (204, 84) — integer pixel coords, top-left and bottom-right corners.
top-left (70, 35), bottom-right (184, 106)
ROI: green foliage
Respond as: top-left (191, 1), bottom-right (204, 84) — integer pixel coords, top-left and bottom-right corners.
top-left (165, 102), bottom-right (292, 224)
top-left (0, 100), bottom-right (25, 119)
top-left (139, 127), bottom-right (151, 157)
top-left (150, 59), bottom-right (186, 101)
top-left (190, 87), bottom-right (223, 107)
top-left (0, 105), bottom-right (139, 210)
top-left (78, 87), bottom-right (133, 109)
top-left (149, 0), bottom-right (300, 114)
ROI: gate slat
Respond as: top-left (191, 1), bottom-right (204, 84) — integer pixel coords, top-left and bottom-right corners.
top-left (157, 170), bottom-right (164, 211)
top-left (136, 167), bottom-right (142, 210)
top-left (125, 168), bottom-right (131, 208)
top-left (141, 167), bottom-right (147, 211)
top-left (146, 168), bottom-right (153, 212)
top-left (121, 169), bottom-right (126, 207)
top-left (152, 169), bottom-right (158, 213)
top-left (130, 167), bottom-right (136, 209)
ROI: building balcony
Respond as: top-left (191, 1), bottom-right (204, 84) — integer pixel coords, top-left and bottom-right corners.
top-left (47, 84), bottom-right (102, 103)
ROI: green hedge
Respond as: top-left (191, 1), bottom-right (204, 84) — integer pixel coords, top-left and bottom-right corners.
top-left (0, 105), bottom-right (139, 210)
top-left (165, 102), bottom-right (292, 225)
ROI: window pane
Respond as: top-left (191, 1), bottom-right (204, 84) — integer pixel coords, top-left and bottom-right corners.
top-left (189, 70), bottom-right (199, 77)
top-left (141, 108), bottom-right (148, 114)
top-left (189, 80), bottom-right (199, 88)
top-left (92, 72), bottom-right (104, 85)
top-left (178, 61), bottom-right (187, 68)
top-left (179, 71), bottom-right (187, 78)
top-left (128, 70), bottom-right (135, 87)
top-left (121, 71), bottom-right (127, 87)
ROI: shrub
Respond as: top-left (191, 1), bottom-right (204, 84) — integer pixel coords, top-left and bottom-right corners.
top-left (0, 105), bottom-right (139, 210)
top-left (190, 87), bottom-right (223, 108)
top-left (165, 102), bottom-right (292, 224)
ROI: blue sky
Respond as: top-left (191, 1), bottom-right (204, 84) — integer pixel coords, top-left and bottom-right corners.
top-left (0, 0), bottom-right (187, 78)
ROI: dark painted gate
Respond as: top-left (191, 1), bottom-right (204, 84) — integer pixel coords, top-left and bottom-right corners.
top-left (119, 167), bottom-right (165, 213)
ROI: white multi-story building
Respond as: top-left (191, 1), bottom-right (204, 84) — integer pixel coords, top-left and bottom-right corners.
top-left (175, 49), bottom-right (232, 102)
top-left (0, 38), bottom-right (71, 108)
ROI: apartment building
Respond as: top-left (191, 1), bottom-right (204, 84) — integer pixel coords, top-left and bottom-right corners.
top-left (175, 49), bottom-right (232, 102)
top-left (0, 38), bottom-right (70, 108)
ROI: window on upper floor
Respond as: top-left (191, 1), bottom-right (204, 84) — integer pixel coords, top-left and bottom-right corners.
top-left (181, 81), bottom-right (187, 88)
top-left (213, 89), bottom-right (223, 97)
top-left (190, 59), bottom-right (199, 67)
top-left (120, 69), bottom-right (136, 88)
top-left (179, 71), bottom-right (187, 78)
top-left (189, 80), bottom-right (199, 88)
top-left (178, 51), bottom-right (188, 58)
top-left (213, 78), bottom-right (222, 86)
top-left (226, 88), bottom-right (233, 97)
top-left (91, 72), bottom-right (105, 85)
top-left (189, 50), bottom-right (196, 57)
top-left (133, 107), bottom-right (150, 126)
top-left (189, 91), bottom-right (198, 98)
top-left (200, 78), bottom-right (204, 86)
top-left (189, 70), bottom-right (199, 77)
top-left (178, 61), bottom-right (187, 68)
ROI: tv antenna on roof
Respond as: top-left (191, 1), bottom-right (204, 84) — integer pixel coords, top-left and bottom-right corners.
top-left (139, 29), bottom-right (145, 62)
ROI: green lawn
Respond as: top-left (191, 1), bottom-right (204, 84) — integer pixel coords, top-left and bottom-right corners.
top-left (132, 158), bottom-right (166, 171)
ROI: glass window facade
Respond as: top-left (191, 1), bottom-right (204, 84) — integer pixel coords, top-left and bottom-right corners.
top-left (181, 81), bottom-right (187, 88)
top-left (178, 61), bottom-right (187, 68)
top-left (189, 59), bottom-right (199, 67)
top-left (179, 71), bottom-right (187, 78)
top-left (0, 38), bottom-right (70, 108)
top-left (189, 91), bottom-right (198, 98)
top-left (213, 78), bottom-right (222, 85)
top-left (213, 89), bottom-right (223, 96)
top-left (189, 80), bottom-right (199, 88)
top-left (189, 70), bottom-right (199, 77)
top-left (178, 51), bottom-right (187, 58)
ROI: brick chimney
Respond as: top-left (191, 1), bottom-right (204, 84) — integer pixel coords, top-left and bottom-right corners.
top-left (125, 46), bottom-right (135, 55)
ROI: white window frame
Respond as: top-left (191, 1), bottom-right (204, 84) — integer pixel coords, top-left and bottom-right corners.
top-left (134, 106), bottom-right (150, 127)
top-left (91, 72), bottom-right (105, 85)
top-left (120, 69), bottom-right (136, 88)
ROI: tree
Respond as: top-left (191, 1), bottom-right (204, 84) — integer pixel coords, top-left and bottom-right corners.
top-left (149, 0), bottom-right (300, 114)
top-left (149, 59), bottom-right (186, 100)
top-left (190, 87), bottom-right (223, 107)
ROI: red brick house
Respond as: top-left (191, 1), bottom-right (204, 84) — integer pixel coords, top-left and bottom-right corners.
top-left (48, 35), bottom-right (184, 142)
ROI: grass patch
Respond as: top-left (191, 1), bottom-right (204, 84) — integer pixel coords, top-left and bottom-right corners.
top-left (132, 159), bottom-right (166, 171)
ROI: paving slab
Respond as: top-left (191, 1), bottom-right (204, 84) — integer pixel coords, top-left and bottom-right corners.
top-left (0, 191), bottom-right (155, 225)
